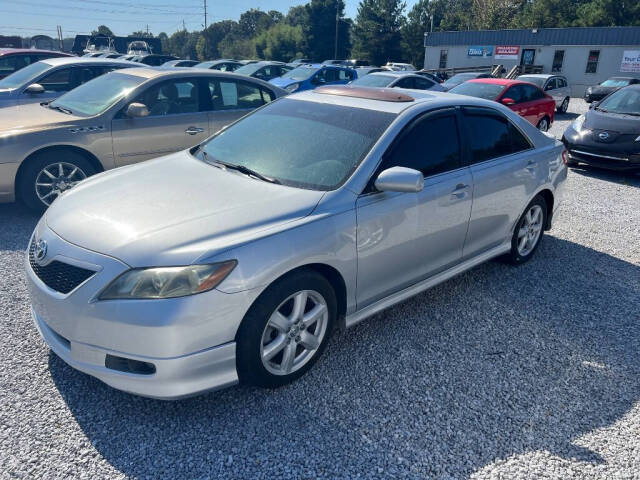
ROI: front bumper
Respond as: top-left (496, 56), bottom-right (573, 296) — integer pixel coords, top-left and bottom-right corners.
top-left (562, 131), bottom-right (640, 172)
top-left (34, 308), bottom-right (238, 399)
top-left (26, 221), bottom-right (261, 399)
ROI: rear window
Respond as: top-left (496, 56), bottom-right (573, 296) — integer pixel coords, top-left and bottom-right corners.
top-left (449, 82), bottom-right (505, 100)
top-left (517, 76), bottom-right (545, 88)
top-left (601, 78), bottom-right (630, 87)
top-left (352, 75), bottom-right (395, 87)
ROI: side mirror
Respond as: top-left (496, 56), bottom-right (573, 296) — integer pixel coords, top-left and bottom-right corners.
top-left (125, 102), bottom-right (150, 118)
top-left (501, 97), bottom-right (516, 106)
top-left (374, 167), bottom-right (424, 193)
top-left (25, 83), bottom-right (45, 94)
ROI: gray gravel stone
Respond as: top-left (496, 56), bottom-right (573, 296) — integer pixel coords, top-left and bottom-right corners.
top-left (0, 99), bottom-right (638, 479)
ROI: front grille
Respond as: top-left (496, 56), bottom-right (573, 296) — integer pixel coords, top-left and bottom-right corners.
top-left (29, 241), bottom-right (96, 294)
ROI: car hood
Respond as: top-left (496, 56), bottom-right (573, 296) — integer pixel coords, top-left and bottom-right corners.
top-left (46, 152), bottom-right (326, 267)
top-left (0, 102), bottom-right (82, 132)
top-left (587, 85), bottom-right (617, 95)
top-left (270, 77), bottom-right (299, 88)
top-left (584, 109), bottom-right (640, 134)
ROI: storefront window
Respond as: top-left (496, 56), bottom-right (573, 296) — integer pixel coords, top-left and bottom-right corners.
top-left (439, 50), bottom-right (448, 69)
top-left (585, 50), bottom-right (600, 73)
top-left (552, 50), bottom-right (564, 72)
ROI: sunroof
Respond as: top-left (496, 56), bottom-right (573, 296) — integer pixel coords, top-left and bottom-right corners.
top-left (314, 86), bottom-right (415, 102)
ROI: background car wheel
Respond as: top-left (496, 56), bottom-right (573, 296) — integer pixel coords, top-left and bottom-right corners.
top-left (18, 150), bottom-right (96, 212)
top-left (537, 117), bottom-right (550, 132)
top-left (557, 97), bottom-right (569, 113)
top-left (504, 195), bottom-right (547, 265)
top-left (236, 269), bottom-right (337, 388)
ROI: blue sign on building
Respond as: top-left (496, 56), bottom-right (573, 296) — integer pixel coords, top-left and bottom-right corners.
top-left (468, 46), bottom-right (494, 57)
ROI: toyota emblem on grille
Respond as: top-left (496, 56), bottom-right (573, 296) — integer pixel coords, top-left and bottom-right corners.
top-left (34, 239), bottom-right (48, 264)
top-left (598, 131), bottom-right (610, 140)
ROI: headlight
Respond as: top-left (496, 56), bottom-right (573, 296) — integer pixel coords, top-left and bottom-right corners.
top-left (99, 261), bottom-right (237, 300)
top-left (285, 83), bottom-right (300, 93)
top-left (571, 114), bottom-right (585, 132)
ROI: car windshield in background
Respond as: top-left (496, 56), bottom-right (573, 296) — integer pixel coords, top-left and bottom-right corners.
top-left (352, 75), bottom-right (394, 87)
top-left (198, 98), bottom-right (396, 190)
top-left (50, 72), bottom-right (143, 117)
top-left (449, 81), bottom-right (505, 100)
top-left (601, 78), bottom-right (631, 87)
top-left (283, 67), bottom-right (317, 81)
top-left (443, 73), bottom-right (478, 87)
top-left (0, 61), bottom-right (50, 89)
top-left (518, 76), bottom-right (545, 88)
top-left (234, 63), bottom-right (262, 76)
top-left (194, 61), bottom-right (215, 68)
top-left (597, 88), bottom-right (640, 115)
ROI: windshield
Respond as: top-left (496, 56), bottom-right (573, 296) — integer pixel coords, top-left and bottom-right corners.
top-left (234, 63), bottom-right (263, 76)
top-left (443, 73), bottom-right (478, 86)
top-left (352, 75), bottom-right (395, 87)
top-left (449, 81), bottom-right (505, 100)
top-left (194, 61), bottom-right (215, 69)
top-left (518, 76), bottom-right (545, 88)
top-left (50, 72), bottom-right (144, 116)
top-left (198, 98), bottom-right (396, 190)
top-left (283, 66), bottom-right (318, 81)
top-left (601, 78), bottom-right (630, 87)
top-left (597, 87), bottom-right (640, 115)
top-left (0, 61), bottom-right (51, 90)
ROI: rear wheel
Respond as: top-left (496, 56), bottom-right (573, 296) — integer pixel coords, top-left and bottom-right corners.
top-left (537, 117), bottom-right (550, 132)
top-left (18, 150), bottom-right (96, 212)
top-left (236, 270), bottom-right (336, 388)
top-left (557, 97), bottom-right (569, 113)
top-left (504, 195), bottom-right (547, 265)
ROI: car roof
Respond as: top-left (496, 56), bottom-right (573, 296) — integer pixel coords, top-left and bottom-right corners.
top-left (0, 48), bottom-right (71, 56)
top-left (467, 78), bottom-right (524, 86)
top-left (40, 56), bottom-right (138, 67)
top-left (517, 73), bottom-right (563, 79)
top-left (370, 71), bottom-right (421, 78)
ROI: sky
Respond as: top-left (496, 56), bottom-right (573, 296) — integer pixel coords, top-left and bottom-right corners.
top-left (1, 0), bottom-right (420, 39)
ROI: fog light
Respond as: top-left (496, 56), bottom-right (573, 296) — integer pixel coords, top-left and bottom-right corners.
top-left (105, 354), bottom-right (156, 375)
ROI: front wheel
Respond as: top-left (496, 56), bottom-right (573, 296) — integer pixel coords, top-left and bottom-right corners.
top-left (557, 97), bottom-right (569, 113)
top-left (236, 270), bottom-right (336, 388)
top-left (18, 150), bottom-right (96, 212)
top-left (504, 195), bottom-right (547, 265)
top-left (537, 117), bottom-right (550, 132)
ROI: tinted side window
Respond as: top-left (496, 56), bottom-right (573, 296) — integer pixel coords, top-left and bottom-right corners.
top-left (464, 113), bottom-right (513, 163)
top-left (414, 77), bottom-right (435, 90)
top-left (136, 78), bottom-right (200, 116)
top-left (0, 55), bottom-right (29, 76)
top-left (380, 113), bottom-right (460, 178)
top-left (208, 79), bottom-right (267, 110)
top-left (395, 77), bottom-right (414, 88)
top-left (510, 123), bottom-right (532, 152)
top-left (544, 78), bottom-right (557, 91)
top-left (524, 84), bottom-right (544, 101)
top-left (38, 68), bottom-right (73, 92)
top-left (505, 85), bottom-right (526, 103)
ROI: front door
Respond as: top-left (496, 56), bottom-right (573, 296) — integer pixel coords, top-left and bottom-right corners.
top-left (460, 107), bottom-right (539, 258)
top-left (111, 77), bottom-right (209, 166)
top-left (521, 49), bottom-right (536, 66)
top-left (356, 108), bottom-right (473, 308)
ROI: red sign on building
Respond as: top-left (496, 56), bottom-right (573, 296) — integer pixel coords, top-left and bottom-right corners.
top-left (495, 45), bottom-right (520, 59)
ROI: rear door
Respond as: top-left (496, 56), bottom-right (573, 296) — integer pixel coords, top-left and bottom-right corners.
top-left (356, 108), bottom-right (473, 307)
top-left (460, 107), bottom-right (538, 258)
top-left (543, 78), bottom-right (562, 106)
top-left (206, 77), bottom-right (277, 134)
top-left (111, 76), bottom-right (209, 166)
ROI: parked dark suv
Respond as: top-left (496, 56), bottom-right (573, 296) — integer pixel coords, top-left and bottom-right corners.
top-left (0, 48), bottom-right (71, 79)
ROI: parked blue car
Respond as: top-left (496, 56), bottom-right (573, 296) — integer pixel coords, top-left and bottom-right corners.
top-left (269, 63), bottom-right (356, 93)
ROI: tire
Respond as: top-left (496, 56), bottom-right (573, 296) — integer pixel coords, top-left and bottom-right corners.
top-left (18, 150), bottom-right (96, 212)
top-left (236, 269), bottom-right (337, 388)
top-left (557, 97), bottom-right (569, 113)
top-left (537, 117), bottom-right (550, 132)
top-left (504, 195), bottom-right (548, 265)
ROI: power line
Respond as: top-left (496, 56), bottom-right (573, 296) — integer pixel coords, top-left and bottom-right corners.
top-left (10, 0), bottom-right (202, 17)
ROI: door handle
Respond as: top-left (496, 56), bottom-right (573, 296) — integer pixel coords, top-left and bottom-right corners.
top-left (185, 126), bottom-right (205, 135)
top-left (451, 183), bottom-right (469, 198)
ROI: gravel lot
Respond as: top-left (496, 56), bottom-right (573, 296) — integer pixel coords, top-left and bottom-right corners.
top-left (1, 99), bottom-right (639, 479)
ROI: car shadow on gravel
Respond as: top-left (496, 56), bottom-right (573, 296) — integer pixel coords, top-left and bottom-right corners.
top-left (49, 236), bottom-right (640, 479)
top-left (569, 165), bottom-right (640, 187)
top-left (0, 203), bottom-right (40, 251)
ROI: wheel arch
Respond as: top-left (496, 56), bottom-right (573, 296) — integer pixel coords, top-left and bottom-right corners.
top-left (15, 145), bottom-right (104, 199)
top-left (536, 188), bottom-right (554, 230)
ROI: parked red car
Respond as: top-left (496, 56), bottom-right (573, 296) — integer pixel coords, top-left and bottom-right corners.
top-left (449, 78), bottom-right (555, 131)
top-left (0, 48), bottom-right (72, 80)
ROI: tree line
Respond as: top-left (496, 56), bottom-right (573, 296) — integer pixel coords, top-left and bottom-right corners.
top-left (85, 0), bottom-right (640, 68)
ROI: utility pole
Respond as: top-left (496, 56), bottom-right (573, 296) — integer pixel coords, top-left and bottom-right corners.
top-left (204, 0), bottom-right (208, 29)
top-left (334, 0), bottom-right (339, 59)
top-left (183, 19), bottom-right (186, 32)
top-left (57, 25), bottom-right (63, 51)
top-left (146, 24), bottom-right (149, 35)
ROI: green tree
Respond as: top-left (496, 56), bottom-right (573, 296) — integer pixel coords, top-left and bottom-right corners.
top-left (401, 0), bottom-right (431, 67)
top-left (254, 23), bottom-right (306, 61)
top-left (218, 34), bottom-right (256, 59)
top-left (305, 0), bottom-right (351, 61)
top-left (239, 9), bottom-right (275, 37)
top-left (196, 20), bottom-right (238, 60)
top-left (286, 5), bottom-right (309, 26)
top-left (574, 0), bottom-right (640, 26)
top-left (130, 30), bottom-right (153, 38)
top-left (91, 25), bottom-right (114, 37)
top-left (352, 0), bottom-right (406, 66)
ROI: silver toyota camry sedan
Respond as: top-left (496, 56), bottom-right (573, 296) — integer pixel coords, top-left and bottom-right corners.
top-left (0, 68), bottom-right (286, 210)
top-left (27, 86), bottom-right (567, 399)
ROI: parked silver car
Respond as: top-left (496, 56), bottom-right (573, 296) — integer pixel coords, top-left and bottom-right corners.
top-left (0, 68), bottom-right (286, 210)
top-left (0, 56), bottom-right (137, 108)
top-left (27, 86), bottom-right (567, 399)
top-left (350, 71), bottom-right (445, 91)
top-left (517, 74), bottom-right (570, 113)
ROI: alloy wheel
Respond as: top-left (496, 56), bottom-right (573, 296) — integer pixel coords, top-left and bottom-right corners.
top-left (560, 98), bottom-right (569, 113)
top-left (517, 205), bottom-right (543, 257)
top-left (35, 162), bottom-right (87, 206)
top-left (538, 118), bottom-right (549, 132)
top-left (260, 290), bottom-right (329, 376)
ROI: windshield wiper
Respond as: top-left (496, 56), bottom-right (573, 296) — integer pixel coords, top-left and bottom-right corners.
top-left (48, 104), bottom-right (72, 115)
top-left (199, 149), bottom-right (280, 184)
